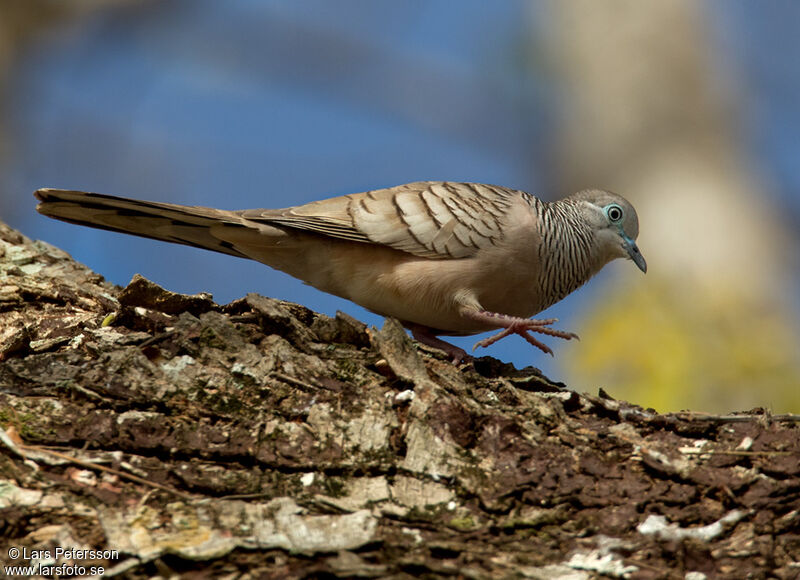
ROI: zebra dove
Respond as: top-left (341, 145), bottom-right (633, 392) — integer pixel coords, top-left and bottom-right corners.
top-left (34, 182), bottom-right (646, 361)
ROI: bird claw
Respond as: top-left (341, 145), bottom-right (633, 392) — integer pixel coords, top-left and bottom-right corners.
top-left (471, 317), bottom-right (579, 355)
top-left (410, 313), bottom-right (579, 363)
top-left (471, 327), bottom-right (513, 351)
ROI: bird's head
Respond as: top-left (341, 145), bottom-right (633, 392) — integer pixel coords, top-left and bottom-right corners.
top-left (572, 189), bottom-right (647, 273)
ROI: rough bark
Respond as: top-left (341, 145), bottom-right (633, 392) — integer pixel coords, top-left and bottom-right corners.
top-left (1, 221), bottom-right (798, 579)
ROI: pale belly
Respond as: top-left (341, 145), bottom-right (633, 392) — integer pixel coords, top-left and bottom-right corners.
top-left (329, 248), bottom-right (546, 334)
top-left (246, 233), bottom-right (546, 336)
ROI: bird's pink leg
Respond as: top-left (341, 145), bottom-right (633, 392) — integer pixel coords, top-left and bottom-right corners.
top-left (461, 310), bottom-right (579, 356)
top-left (407, 323), bottom-right (469, 363)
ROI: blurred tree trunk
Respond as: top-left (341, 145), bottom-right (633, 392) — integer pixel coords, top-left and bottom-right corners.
top-left (538, 0), bottom-right (800, 412)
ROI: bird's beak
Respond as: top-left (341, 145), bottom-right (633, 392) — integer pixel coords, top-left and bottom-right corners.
top-left (623, 235), bottom-right (647, 273)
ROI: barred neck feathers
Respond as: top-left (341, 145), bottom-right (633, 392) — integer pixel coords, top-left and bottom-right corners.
top-left (535, 199), bottom-right (596, 309)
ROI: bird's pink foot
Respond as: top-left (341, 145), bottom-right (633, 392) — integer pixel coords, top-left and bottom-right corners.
top-left (407, 323), bottom-right (470, 363)
top-left (463, 311), bottom-right (579, 356)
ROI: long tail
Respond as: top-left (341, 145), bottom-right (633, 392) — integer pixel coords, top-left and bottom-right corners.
top-left (35, 188), bottom-right (261, 259)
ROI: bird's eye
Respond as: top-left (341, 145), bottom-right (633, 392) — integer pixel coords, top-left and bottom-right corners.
top-left (606, 204), bottom-right (623, 223)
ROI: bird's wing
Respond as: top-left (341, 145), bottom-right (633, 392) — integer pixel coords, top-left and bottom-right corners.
top-left (242, 181), bottom-right (522, 259)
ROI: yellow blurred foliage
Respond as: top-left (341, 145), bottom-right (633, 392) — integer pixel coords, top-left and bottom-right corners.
top-left (565, 279), bottom-right (800, 413)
